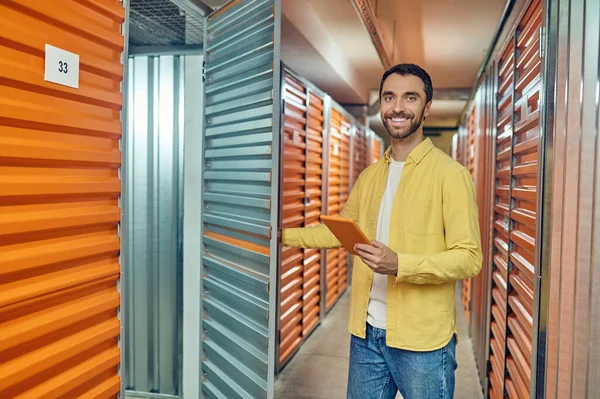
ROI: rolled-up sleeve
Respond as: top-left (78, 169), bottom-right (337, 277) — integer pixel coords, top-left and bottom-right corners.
top-left (282, 171), bottom-right (362, 249)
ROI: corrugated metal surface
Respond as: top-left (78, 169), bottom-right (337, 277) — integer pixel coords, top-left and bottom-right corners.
top-left (467, 106), bottom-right (477, 177)
top-left (278, 70), bottom-right (327, 368)
top-left (489, 34), bottom-right (514, 399)
top-left (325, 107), bottom-right (343, 310)
top-left (471, 67), bottom-right (496, 388)
top-left (200, 0), bottom-right (281, 397)
top-left (338, 116), bottom-right (351, 293)
top-left (280, 73), bottom-right (306, 365)
top-left (303, 89), bottom-right (325, 336)
top-left (0, 0), bottom-right (125, 397)
top-left (351, 125), bottom-right (368, 188)
top-left (542, 0), bottom-right (600, 397)
top-left (462, 105), bottom-right (477, 326)
top-left (370, 134), bottom-right (383, 163)
top-left (124, 55), bottom-right (184, 396)
top-left (481, 3), bottom-right (543, 397)
top-left (504, 2), bottom-right (541, 396)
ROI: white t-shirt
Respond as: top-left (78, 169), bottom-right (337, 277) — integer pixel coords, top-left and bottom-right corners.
top-left (366, 159), bottom-right (405, 329)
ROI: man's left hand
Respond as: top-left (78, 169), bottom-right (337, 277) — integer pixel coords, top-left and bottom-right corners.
top-left (355, 241), bottom-right (398, 275)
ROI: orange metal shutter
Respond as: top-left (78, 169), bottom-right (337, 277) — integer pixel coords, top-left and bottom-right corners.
top-left (338, 116), bottom-right (351, 293)
top-left (325, 108), bottom-right (343, 310)
top-left (488, 35), bottom-right (514, 399)
top-left (352, 126), bottom-right (368, 186)
top-left (279, 74), bottom-right (307, 365)
top-left (372, 137), bottom-right (382, 163)
top-left (359, 130), bottom-right (367, 172)
top-left (304, 90), bottom-right (325, 336)
top-left (0, 1), bottom-right (125, 398)
top-left (504, 1), bottom-right (542, 396)
top-left (352, 130), bottom-right (359, 186)
top-left (462, 106), bottom-right (477, 325)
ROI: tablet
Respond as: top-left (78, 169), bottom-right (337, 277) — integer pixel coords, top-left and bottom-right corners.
top-left (320, 215), bottom-right (371, 255)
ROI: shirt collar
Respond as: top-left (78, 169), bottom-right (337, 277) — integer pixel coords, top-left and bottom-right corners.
top-left (384, 137), bottom-right (434, 165)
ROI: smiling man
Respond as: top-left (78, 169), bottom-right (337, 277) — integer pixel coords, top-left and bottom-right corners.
top-left (282, 64), bottom-right (482, 399)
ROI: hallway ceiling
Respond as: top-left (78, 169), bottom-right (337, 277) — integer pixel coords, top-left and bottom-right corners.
top-left (198, 0), bottom-right (507, 131)
top-left (304, 0), bottom-right (508, 131)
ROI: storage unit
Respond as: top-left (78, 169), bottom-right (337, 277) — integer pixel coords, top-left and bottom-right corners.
top-left (279, 72), bottom-right (309, 366)
top-left (303, 88), bottom-right (326, 336)
top-left (324, 105), bottom-right (354, 310)
top-left (502, 3), bottom-right (541, 396)
top-left (368, 131), bottom-right (385, 163)
top-left (278, 69), bottom-right (328, 367)
top-left (466, 0), bottom-right (543, 392)
top-left (461, 105), bottom-right (477, 326)
top-left (351, 124), bottom-right (369, 187)
top-left (484, 2), bottom-right (543, 397)
top-left (338, 114), bottom-right (352, 294)
top-left (453, 0), bottom-right (600, 396)
top-left (0, 1), bottom-right (126, 397)
top-left (489, 36), bottom-right (513, 398)
top-left (275, 67), bottom-right (373, 369)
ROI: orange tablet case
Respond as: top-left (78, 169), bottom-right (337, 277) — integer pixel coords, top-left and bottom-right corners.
top-left (320, 215), bottom-right (371, 255)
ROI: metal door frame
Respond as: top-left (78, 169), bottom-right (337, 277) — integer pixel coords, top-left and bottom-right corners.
top-left (120, 1), bottom-right (131, 397)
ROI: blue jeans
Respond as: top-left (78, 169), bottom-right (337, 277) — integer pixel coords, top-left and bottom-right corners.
top-left (347, 324), bottom-right (457, 399)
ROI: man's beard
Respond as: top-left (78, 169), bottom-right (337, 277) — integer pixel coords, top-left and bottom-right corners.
top-left (382, 108), bottom-right (425, 140)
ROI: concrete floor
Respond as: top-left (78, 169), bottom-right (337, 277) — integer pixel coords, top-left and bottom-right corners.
top-left (274, 287), bottom-right (483, 399)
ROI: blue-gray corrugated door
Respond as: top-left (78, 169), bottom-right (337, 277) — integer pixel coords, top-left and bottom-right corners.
top-left (200, 0), bottom-right (281, 398)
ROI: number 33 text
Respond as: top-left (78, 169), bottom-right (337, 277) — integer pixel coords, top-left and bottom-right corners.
top-left (58, 61), bottom-right (68, 74)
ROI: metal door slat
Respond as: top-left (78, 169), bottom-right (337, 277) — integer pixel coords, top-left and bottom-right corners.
top-left (508, 314), bottom-right (533, 360)
top-left (510, 252), bottom-right (535, 283)
top-left (209, 0), bottom-right (272, 38)
top-left (207, 134), bottom-right (274, 150)
top-left (506, 353), bottom-right (529, 398)
top-left (203, 298), bottom-right (267, 351)
top-left (202, 355), bottom-right (260, 399)
top-left (203, 318), bottom-right (268, 370)
top-left (209, 21), bottom-right (274, 64)
top-left (202, 361), bottom-right (252, 399)
top-left (204, 256), bottom-right (269, 293)
top-left (208, 79), bottom-right (273, 105)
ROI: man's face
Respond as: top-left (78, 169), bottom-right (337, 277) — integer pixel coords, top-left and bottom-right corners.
top-left (380, 74), bottom-right (431, 140)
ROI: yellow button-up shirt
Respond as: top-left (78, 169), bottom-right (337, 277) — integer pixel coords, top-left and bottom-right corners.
top-left (282, 138), bottom-right (482, 351)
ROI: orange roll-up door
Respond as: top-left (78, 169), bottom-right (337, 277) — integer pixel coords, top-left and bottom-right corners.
top-left (504, 0), bottom-right (541, 396)
top-left (325, 108), bottom-right (343, 310)
top-left (462, 106), bottom-right (477, 325)
top-left (359, 129), bottom-right (368, 172)
top-left (0, 1), bottom-right (125, 398)
top-left (279, 74), bottom-right (307, 365)
top-left (352, 126), bottom-right (368, 187)
top-left (303, 91), bottom-right (325, 336)
top-left (338, 116), bottom-right (351, 293)
top-left (372, 137), bottom-right (382, 163)
top-left (351, 127), bottom-right (360, 187)
top-left (488, 35), bottom-right (514, 399)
